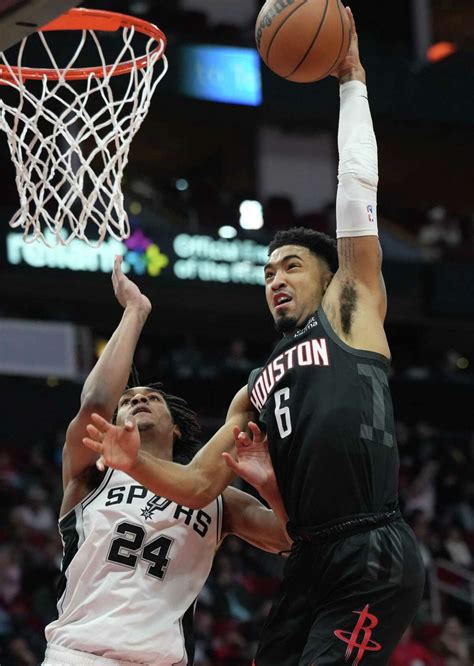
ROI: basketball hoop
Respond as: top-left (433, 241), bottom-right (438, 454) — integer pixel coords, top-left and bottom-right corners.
top-left (0, 8), bottom-right (168, 247)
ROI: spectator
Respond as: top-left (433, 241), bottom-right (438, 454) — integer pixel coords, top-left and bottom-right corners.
top-left (409, 510), bottom-right (435, 569)
top-left (0, 451), bottom-right (22, 492)
top-left (405, 460), bottom-right (438, 521)
top-left (418, 206), bottom-right (462, 261)
top-left (448, 482), bottom-right (474, 533)
top-left (0, 548), bottom-right (21, 606)
top-left (431, 616), bottom-right (472, 666)
top-left (441, 525), bottom-right (472, 568)
top-left (390, 625), bottom-right (441, 666)
top-left (211, 568), bottom-right (254, 622)
top-left (2, 635), bottom-right (36, 665)
top-left (10, 486), bottom-right (55, 535)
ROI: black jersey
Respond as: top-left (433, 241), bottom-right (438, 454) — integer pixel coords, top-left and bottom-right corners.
top-left (248, 307), bottom-right (399, 527)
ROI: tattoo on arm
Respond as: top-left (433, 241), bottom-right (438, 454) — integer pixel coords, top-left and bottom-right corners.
top-left (338, 237), bottom-right (356, 271)
top-left (325, 279), bottom-right (357, 336)
top-left (336, 238), bottom-right (361, 335)
top-left (325, 238), bottom-right (361, 336)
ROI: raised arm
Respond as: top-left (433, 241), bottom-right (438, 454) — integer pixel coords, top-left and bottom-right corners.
top-left (323, 8), bottom-right (390, 357)
top-left (84, 385), bottom-right (257, 509)
top-left (62, 256), bottom-right (151, 493)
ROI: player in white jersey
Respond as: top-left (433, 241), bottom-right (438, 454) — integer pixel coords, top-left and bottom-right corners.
top-left (43, 257), bottom-right (290, 666)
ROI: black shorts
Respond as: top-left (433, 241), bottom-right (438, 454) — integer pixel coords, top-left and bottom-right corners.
top-left (254, 515), bottom-right (425, 666)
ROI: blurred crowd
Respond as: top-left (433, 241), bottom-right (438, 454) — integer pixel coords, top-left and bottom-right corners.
top-left (0, 1), bottom-right (471, 661)
top-left (0, 376), bottom-right (473, 665)
top-left (121, 170), bottom-right (474, 263)
top-left (381, 203), bottom-right (474, 262)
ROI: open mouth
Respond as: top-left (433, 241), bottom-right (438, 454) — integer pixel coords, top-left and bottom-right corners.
top-left (132, 406), bottom-right (152, 416)
top-left (273, 293), bottom-right (292, 311)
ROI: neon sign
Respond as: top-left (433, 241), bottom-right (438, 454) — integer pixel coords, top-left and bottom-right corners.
top-left (6, 231), bottom-right (267, 286)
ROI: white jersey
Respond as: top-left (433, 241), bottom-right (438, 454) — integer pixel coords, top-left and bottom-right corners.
top-left (45, 469), bottom-right (224, 665)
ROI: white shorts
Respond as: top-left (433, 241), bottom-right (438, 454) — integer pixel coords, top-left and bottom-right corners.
top-left (43, 645), bottom-right (150, 666)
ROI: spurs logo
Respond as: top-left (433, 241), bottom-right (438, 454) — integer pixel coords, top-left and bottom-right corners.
top-left (140, 495), bottom-right (172, 520)
top-left (334, 605), bottom-right (382, 666)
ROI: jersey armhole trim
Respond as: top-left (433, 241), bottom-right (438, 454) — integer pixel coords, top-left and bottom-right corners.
top-left (215, 494), bottom-right (224, 546)
top-left (59, 467), bottom-right (114, 527)
top-left (247, 367), bottom-right (263, 399)
top-left (318, 306), bottom-right (391, 367)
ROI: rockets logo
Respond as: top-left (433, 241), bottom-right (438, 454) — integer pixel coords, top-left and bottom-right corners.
top-left (334, 605), bottom-right (382, 665)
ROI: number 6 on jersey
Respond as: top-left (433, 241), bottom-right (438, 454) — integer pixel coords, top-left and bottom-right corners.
top-left (274, 388), bottom-right (292, 438)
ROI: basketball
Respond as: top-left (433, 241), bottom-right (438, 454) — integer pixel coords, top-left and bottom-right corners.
top-left (256, 0), bottom-right (351, 83)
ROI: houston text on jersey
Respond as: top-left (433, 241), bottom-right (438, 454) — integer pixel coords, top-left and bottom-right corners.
top-left (251, 337), bottom-right (330, 411)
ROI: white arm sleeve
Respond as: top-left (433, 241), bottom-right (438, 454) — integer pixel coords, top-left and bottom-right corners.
top-left (336, 80), bottom-right (379, 238)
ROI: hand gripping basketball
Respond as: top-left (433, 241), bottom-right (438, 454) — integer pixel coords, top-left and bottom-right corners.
top-left (222, 422), bottom-right (277, 494)
top-left (83, 413), bottom-right (141, 473)
top-left (331, 7), bottom-right (366, 83)
top-left (255, 0), bottom-right (351, 82)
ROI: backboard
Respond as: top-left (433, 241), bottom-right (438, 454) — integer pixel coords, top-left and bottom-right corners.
top-left (0, 0), bottom-right (80, 52)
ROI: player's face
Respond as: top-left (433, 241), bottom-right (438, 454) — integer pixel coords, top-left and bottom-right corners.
top-left (265, 245), bottom-right (330, 334)
top-left (116, 387), bottom-right (175, 436)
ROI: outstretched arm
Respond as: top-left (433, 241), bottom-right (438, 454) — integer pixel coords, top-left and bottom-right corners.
top-left (222, 486), bottom-right (292, 554)
top-left (84, 385), bottom-right (257, 509)
top-left (324, 8), bottom-right (389, 353)
top-left (63, 256), bottom-right (151, 491)
top-left (333, 7), bottom-right (383, 294)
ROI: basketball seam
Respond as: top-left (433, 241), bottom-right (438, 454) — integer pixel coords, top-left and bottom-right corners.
top-left (312, 0), bottom-right (347, 82)
top-left (284, 0), bottom-right (330, 79)
top-left (265, 0), bottom-right (309, 64)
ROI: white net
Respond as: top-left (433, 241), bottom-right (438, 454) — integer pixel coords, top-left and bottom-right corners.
top-left (0, 20), bottom-right (167, 247)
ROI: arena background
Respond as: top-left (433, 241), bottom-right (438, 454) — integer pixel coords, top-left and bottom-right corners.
top-left (0, 1), bottom-right (473, 664)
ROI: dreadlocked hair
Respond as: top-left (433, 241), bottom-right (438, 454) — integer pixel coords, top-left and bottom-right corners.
top-left (148, 383), bottom-right (201, 465)
top-left (268, 227), bottom-right (338, 274)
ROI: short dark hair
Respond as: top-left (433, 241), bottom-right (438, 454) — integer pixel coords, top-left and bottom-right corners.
top-left (268, 227), bottom-right (338, 274)
top-left (114, 383), bottom-right (201, 465)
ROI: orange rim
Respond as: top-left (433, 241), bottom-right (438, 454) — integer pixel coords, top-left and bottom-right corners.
top-left (0, 8), bottom-right (167, 81)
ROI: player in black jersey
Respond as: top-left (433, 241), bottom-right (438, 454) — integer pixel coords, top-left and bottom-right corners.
top-left (85, 8), bottom-right (424, 665)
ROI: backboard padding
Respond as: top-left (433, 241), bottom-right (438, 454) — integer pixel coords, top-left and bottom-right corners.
top-left (0, 0), bottom-right (81, 52)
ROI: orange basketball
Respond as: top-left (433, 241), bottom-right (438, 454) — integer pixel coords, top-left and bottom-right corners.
top-left (256, 0), bottom-right (351, 83)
